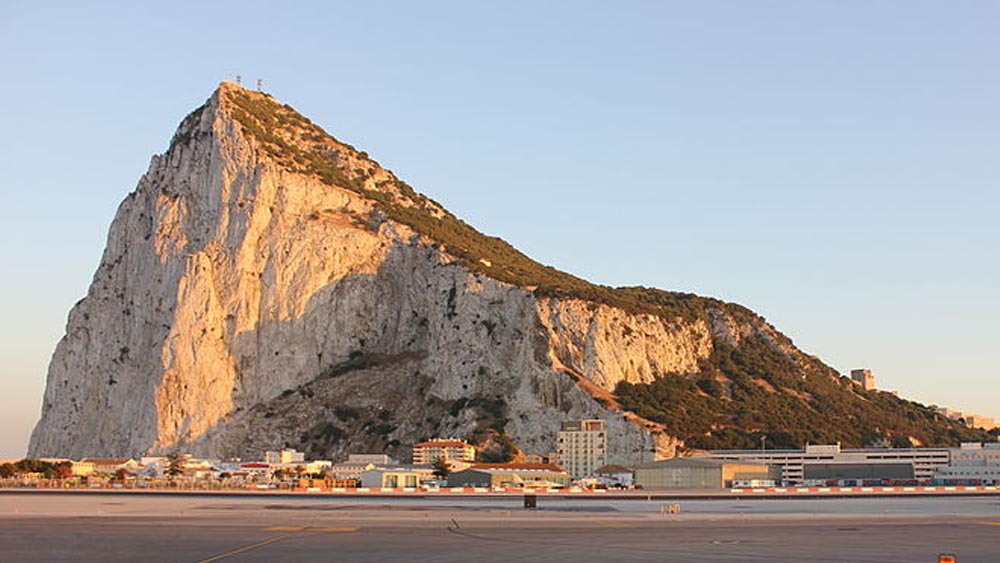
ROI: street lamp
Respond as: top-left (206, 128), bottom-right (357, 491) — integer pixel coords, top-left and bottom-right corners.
top-left (760, 435), bottom-right (767, 453)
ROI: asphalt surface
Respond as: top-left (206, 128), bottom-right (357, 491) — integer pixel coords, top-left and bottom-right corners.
top-left (2, 493), bottom-right (998, 562)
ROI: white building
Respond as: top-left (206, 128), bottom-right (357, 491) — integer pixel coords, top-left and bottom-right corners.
top-left (935, 408), bottom-right (996, 430)
top-left (934, 465), bottom-right (1000, 484)
top-left (964, 414), bottom-right (997, 431)
top-left (327, 455), bottom-right (398, 481)
top-left (934, 442), bottom-right (1000, 484)
top-left (80, 458), bottom-right (140, 475)
top-left (557, 419), bottom-right (607, 479)
top-left (412, 439), bottom-right (476, 465)
top-left (329, 461), bottom-right (377, 481)
top-left (346, 454), bottom-right (396, 465)
top-left (264, 449), bottom-right (305, 464)
top-left (949, 442), bottom-right (1000, 466)
top-left (698, 443), bottom-right (950, 484)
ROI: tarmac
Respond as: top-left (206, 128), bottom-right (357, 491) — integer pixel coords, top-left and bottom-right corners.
top-left (1, 491), bottom-right (998, 562)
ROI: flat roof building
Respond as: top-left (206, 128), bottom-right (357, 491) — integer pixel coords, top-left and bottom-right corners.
top-left (80, 458), bottom-right (139, 474)
top-left (360, 465), bottom-right (435, 488)
top-left (448, 463), bottom-right (571, 489)
top-left (346, 454), bottom-right (396, 465)
top-left (934, 442), bottom-right (1000, 485)
top-left (850, 369), bottom-right (876, 391)
top-left (950, 442), bottom-right (1000, 466)
top-left (635, 458), bottom-right (775, 489)
top-left (412, 439), bottom-right (476, 465)
top-left (264, 449), bottom-right (305, 465)
top-left (964, 414), bottom-right (997, 431)
top-left (698, 443), bottom-right (950, 484)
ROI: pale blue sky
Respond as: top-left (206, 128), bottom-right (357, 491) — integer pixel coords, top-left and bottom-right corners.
top-left (1, 1), bottom-right (997, 456)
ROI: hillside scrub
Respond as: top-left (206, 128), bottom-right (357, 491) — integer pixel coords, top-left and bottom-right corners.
top-left (616, 335), bottom-right (989, 449)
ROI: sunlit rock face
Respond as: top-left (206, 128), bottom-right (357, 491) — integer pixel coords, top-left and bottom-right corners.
top-left (28, 84), bottom-right (780, 464)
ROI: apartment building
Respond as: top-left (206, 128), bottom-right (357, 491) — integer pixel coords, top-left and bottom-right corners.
top-left (412, 439), bottom-right (476, 465)
top-left (557, 419), bottom-right (607, 480)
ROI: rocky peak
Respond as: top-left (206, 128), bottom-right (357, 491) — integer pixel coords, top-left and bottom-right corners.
top-left (29, 85), bottom-right (987, 462)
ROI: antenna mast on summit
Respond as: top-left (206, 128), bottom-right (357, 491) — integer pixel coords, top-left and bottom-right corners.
top-left (256, 78), bottom-right (263, 91)
top-left (236, 75), bottom-right (242, 86)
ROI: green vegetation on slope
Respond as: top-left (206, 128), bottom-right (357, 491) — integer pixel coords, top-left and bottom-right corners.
top-left (223, 86), bottom-right (724, 324)
top-left (218, 86), bottom-right (986, 449)
top-left (616, 334), bottom-right (990, 449)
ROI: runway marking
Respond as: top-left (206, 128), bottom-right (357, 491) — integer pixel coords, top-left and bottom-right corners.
top-left (310, 526), bottom-right (360, 533)
top-left (263, 525), bottom-right (359, 533)
top-left (974, 522), bottom-right (1000, 527)
top-left (588, 518), bottom-right (631, 528)
top-left (191, 534), bottom-right (294, 563)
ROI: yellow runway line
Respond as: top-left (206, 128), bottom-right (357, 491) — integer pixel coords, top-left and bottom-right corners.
top-left (262, 525), bottom-right (359, 532)
top-left (191, 534), bottom-right (294, 563)
top-left (310, 526), bottom-right (360, 533)
top-left (974, 522), bottom-right (1000, 527)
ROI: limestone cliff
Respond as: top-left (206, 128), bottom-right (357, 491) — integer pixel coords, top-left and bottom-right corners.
top-left (30, 83), bottom-right (982, 461)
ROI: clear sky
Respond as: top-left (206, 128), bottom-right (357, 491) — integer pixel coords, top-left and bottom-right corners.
top-left (1, 1), bottom-right (997, 457)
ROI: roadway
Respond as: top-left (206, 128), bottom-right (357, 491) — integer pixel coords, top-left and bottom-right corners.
top-left (1, 492), bottom-right (998, 562)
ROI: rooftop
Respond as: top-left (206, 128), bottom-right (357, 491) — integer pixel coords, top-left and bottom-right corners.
top-left (414, 440), bottom-right (473, 448)
top-left (468, 463), bottom-right (567, 473)
top-left (595, 464), bottom-right (633, 474)
top-left (704, 446), bottom-right (952, 455)
top-left (637, 458), bottom-right (727, 469)
top-left (80, 458), bottom-right (133, 465)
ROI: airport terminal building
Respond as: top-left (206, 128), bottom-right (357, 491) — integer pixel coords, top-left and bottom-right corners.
top-left (697, 444), bottom-right (950, 485)
top-left (933, 442), bottom-right (1000, 485)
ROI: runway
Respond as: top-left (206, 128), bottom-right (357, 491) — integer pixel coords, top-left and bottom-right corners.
top-left (1, 493), bottom-right (998, 562)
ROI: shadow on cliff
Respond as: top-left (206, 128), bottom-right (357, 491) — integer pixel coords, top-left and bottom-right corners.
top-left (177, 240), bottom-right (537, 459)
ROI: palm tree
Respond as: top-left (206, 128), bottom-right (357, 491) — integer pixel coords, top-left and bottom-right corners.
top-left (166, 452), bottom-right (185, 478)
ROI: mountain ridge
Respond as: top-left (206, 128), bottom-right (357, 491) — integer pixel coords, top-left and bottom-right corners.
top-left (217, 82), bottom-right (758, 324)
top-left (28, 83), bottom-right (988, 461)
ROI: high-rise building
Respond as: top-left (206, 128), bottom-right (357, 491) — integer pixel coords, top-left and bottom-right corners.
top-left (557, 419), bottom-right (607, 479)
